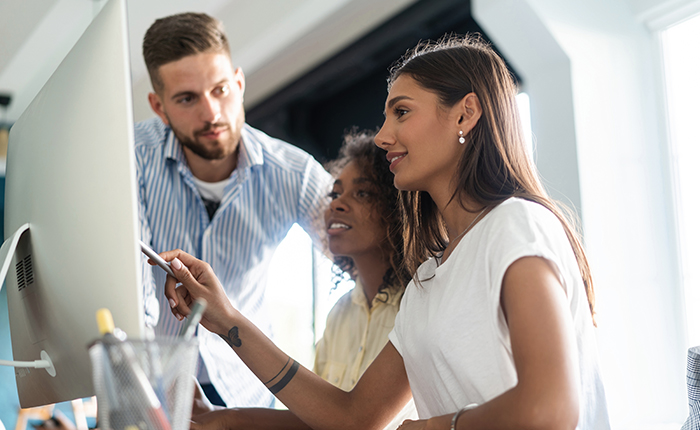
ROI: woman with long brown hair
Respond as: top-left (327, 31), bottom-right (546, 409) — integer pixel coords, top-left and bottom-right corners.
top-left (162, 34), bottom-right (610, 429)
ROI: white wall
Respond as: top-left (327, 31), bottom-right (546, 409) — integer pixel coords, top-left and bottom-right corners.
top-left (131, 0), bottom-right (417, 121)
top-left (0, 0), bottom-right (417, 124)
top-left (474, 0), bottom-right (692, 428)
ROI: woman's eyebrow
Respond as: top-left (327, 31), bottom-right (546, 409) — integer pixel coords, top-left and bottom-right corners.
top-left (353, 177), bottom-right (372, 185)
top-left (384, 95), bottom-right (412, 114)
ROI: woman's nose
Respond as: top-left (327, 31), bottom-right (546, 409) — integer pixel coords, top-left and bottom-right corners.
top-left (330, 197), bottom-right (348, 212)
top-left (374, 120), bottom-right (394, 150)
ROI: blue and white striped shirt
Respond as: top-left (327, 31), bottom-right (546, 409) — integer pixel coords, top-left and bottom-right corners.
top-left (135, 118), bottom-right (332, 407)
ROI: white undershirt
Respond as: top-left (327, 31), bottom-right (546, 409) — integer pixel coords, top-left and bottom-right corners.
top-left (191, 176), bottom-right (227, 203)
top-left (190, 176), bottom-right (228, 383)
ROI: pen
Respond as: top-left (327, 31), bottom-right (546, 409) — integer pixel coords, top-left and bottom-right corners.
top-left (178, 298), bottom-right (207, 339)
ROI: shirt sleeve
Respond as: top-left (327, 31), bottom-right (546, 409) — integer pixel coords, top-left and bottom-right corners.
top-left (484, 201), bottom-right (572, 344)
top-left (134, 144), bottom-right (160, 328)
top-left (488, 202), bottom-right (568, 297)
top-left (313, 335), bottom-right (328, 377)
top-left (295, 156), bottom-right (333, 255)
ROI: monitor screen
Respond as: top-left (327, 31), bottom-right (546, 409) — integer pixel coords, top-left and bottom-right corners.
top-left (2, 0), bottom-right (144, 408)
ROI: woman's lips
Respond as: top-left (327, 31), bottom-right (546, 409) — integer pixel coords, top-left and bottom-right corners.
top-left (327, 222), bottom-right (351, 235)
top-left (387, 153), bottom-right (406, 171)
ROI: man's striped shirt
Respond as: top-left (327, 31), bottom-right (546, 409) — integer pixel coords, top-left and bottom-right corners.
top-left (135, 118), bottom-right (331, 407)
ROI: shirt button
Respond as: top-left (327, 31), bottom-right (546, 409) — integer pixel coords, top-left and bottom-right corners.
top-left (358, 346), bottom-right (363, 352)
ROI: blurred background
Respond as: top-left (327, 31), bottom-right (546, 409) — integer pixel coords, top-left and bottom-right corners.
top-left (1, 0), bottom-right (699, 428)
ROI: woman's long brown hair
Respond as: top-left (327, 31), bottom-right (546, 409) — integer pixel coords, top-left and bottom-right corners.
top-left (389, 34), bottom-right (596, 323)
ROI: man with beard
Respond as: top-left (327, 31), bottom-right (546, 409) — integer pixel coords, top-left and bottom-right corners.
top-left (135, 12), bottom-right (331, 410)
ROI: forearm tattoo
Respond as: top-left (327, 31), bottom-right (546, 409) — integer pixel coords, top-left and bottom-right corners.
top-left (219, 326), bottom-right (242, 348)
top-left (265, 357), bottom-right (300, 395)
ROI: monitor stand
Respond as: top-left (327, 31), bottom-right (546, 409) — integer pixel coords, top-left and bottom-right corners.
top-left (0, 223), bottom-right (55, 375)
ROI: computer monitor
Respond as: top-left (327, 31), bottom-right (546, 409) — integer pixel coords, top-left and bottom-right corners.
top-left (0, 0), bottom-right (144, 408)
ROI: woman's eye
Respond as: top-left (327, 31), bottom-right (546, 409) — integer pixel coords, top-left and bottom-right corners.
top-left (327, 191), bottom-right (340, 200)
top-left (394, 107), bottom-right (409, 118)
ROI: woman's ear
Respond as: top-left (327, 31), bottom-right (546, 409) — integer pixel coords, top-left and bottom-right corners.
top-left (456, 92), bottom-right (482, 131)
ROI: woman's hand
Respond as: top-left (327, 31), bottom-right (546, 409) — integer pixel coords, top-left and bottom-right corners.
top-left (191, 378), bottom-right (225, 418)
top-left (396, 415), bottom-right (449, 430)
top-left (159, 249), bottom-right (236, 336)
top-left (190, 409), bottom-right (241, 430)
top-left (396, 419), bottom-right (428, 430)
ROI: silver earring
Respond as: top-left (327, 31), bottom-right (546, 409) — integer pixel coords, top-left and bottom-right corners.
top-left (458, 130), bottom-right (465, 144)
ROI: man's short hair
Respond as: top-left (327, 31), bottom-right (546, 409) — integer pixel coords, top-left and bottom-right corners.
top-left (143, 12), bottom-right (230, 93)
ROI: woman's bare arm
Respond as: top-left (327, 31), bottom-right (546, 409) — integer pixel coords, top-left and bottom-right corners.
top-left (161, 249), bottom-right (412, 430)
top-left (398, 256), bottom-right (580, 430)
top-left (191, 408), bottom-right (311, 430)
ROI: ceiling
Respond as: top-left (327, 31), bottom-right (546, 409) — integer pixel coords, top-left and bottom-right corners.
top-left (0, 0), bottom-right (417, 124)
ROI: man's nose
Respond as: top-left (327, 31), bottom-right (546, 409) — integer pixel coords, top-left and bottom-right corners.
top-left (201, 96), bottom-right (221, 123)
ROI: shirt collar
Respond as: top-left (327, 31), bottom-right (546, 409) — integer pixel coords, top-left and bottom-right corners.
top-left (350, 279), bottom-right (404, 309)
top-left (164, 127), bottom-right (185, 163)
top-left (239, 124), bottom-right (264, 169)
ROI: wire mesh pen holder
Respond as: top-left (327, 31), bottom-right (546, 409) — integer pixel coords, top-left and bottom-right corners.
top-left (89, 337), bottom-right (199, 430)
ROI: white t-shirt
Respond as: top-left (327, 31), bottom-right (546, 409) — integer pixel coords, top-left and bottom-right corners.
top-left (388, 198), bottom-right (610, 429)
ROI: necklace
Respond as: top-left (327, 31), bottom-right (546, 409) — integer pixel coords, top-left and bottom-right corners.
top-left (449, 206), bottom-right (488, 246)
top-left (439, 206), bottom-right (489, 266)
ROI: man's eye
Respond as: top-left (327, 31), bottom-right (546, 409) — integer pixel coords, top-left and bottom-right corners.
top-left (178, 96), bottom-right (194, 104)
top-left (216, 85), bottom-right (230, 96)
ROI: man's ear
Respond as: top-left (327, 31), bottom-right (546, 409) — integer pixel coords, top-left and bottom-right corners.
top-left (233, 67), bottom-right (246, 98)
top-left (148, 92), bottom-right (169, 126)
top-left (456, 92), bottom-right (482, 132)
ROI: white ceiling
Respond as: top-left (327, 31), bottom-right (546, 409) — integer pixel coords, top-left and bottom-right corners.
top-left (0, 0), bottom-right (417, 123)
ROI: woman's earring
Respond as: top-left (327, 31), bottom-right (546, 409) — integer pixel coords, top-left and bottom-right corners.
top-left (458, 130), bottom-right (465, 144)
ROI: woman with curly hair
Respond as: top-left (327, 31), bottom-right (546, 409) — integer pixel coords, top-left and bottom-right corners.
top-left (190, 130), bottom-right (417, 429)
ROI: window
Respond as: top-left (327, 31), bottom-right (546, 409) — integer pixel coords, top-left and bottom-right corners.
top-left (661, 13), bottom-right (700, 348)
top-left (266, 224), bottom-right (353, 369)
top-left (516, 92), bottom-right (533, 159)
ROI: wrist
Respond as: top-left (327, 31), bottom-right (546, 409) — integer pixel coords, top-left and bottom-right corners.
top-left (218, 324), bottom-right (243, 348)
top-left (425, 415), bottom-right (451, 430)
top-left (214, 309), bottom-right (240, 337)
top-left (225, 408), bottom-right (244, 426)
top-left (450, 404), bottom-right (478, 430)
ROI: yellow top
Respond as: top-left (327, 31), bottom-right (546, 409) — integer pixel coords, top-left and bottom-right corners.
top-left (313, 281), bottom-right (417, 427)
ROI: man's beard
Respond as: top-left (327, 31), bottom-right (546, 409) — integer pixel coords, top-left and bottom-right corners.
top-left (172, 122), bottom-right (236, 160)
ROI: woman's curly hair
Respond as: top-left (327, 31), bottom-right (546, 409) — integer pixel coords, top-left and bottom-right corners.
top-left (325, 129), bottom-right (410, 296)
